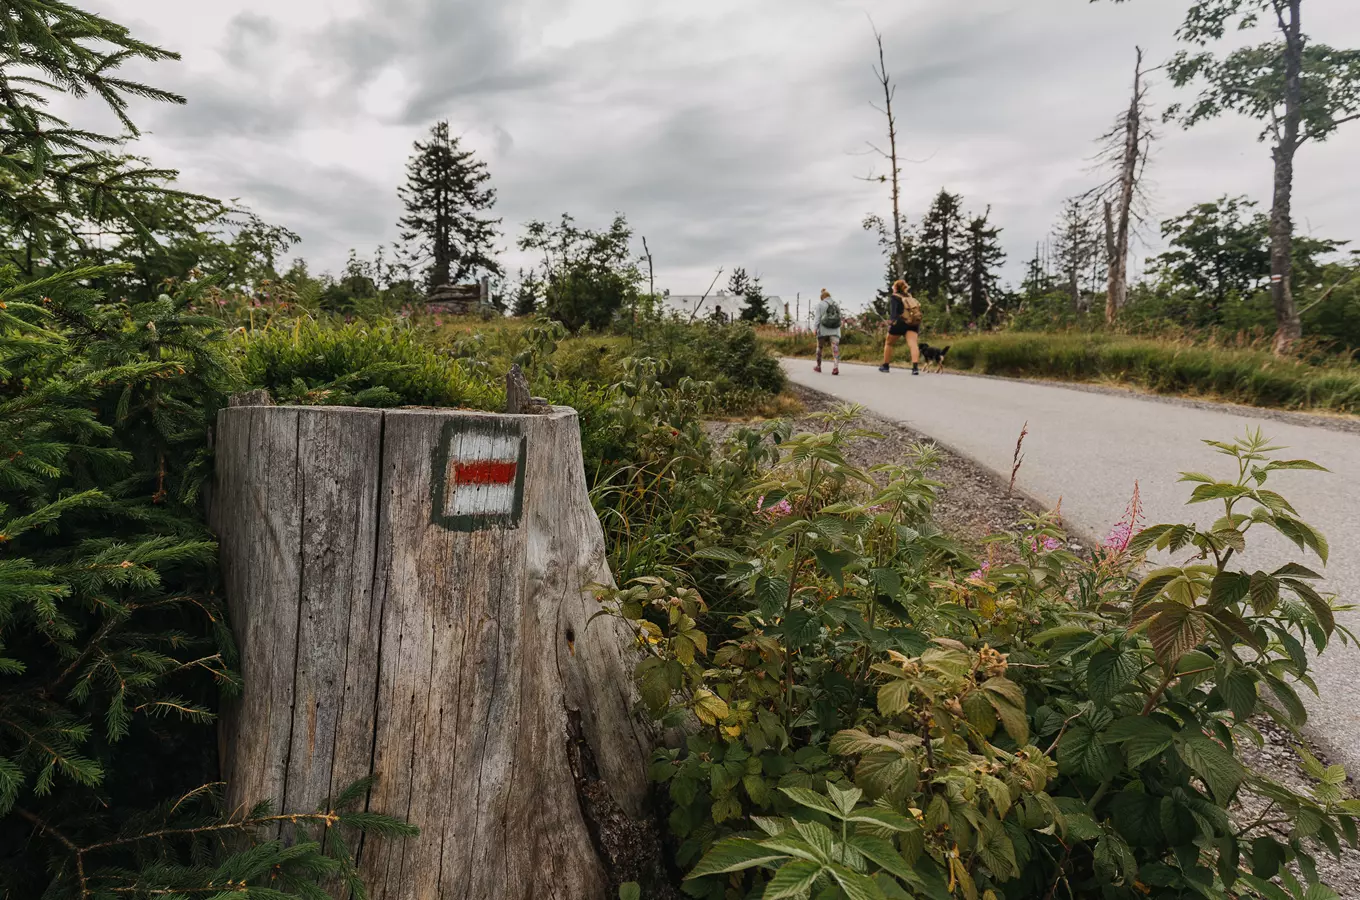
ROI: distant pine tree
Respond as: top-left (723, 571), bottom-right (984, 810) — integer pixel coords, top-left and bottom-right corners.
top-left (964, 208), bottom-right (1006, 320)
top-left (917, 189), bottom-right (968, 306)
top-left (729, 268), bottom-right (771, 323)
top-left (398, 121), bottom-right (504, 290)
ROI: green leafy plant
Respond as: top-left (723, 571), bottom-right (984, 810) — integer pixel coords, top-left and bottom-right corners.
top-left (0, 267), bottom-right (414, 896)
top-left (599, 412), bottom-right (1355, 900)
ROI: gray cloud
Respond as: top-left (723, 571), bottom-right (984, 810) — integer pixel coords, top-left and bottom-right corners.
top-left (98, 0), bottom-right (1360, 312)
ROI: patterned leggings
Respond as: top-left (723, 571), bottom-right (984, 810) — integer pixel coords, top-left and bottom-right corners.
top-left (816, 335), bottom-right (840, 366)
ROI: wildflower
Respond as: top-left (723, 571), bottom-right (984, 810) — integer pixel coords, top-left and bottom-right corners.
top-left (967, 561), bottom-right (991, 583)
top-left (1103, 481), bottom-right (1143, 554)
top-left (755, 496), bottom-right (793, 519)
top-left (1029, 536), bottom-right (1062, 553)
top-left (1104, 522), bottom-right (1133, 552)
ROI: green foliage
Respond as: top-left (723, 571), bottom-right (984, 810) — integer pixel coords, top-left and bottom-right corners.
top-left (519, 213), bottom-right (641, 333)
top-left (0, 265), bottom-right (413, 895)
top-left (634, 320), bottom-right (787, 400)
top-left (0, 0), bottom-right (235, 286)
top-left (729, 268), bottom-right (772, 324)
top-left (1165, 10), bottom-right (1360, 146)
top-left (398, 120), bottom-right (503, 290)
top-left (238, 317), bottom-right (499, 409)
top-left (598, 411), bottom-right (1355, 899)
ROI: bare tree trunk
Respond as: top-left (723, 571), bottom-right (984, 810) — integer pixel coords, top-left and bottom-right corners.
top-left (211, 402), bottom-right (669, 898)
top-left (881, 34), bottom-right (903, 282)
top-left (868, 26), bottom-right (906, 281)
top-left (1104, 199), bottom-right (1118, 322)
top-left (1271, 0), bottom-right (1304, 354)
top-left (1090, 47), bottom-right (1149, 325)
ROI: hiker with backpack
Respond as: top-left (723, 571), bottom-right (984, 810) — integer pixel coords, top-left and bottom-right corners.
top-left (881, 279), bottom-right (922, 375)
top-left (813, 288), bottom-right (842, 375)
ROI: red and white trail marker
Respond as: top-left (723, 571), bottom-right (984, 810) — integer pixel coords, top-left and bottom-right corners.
top-left (432, 423), bottom-right (527, 530)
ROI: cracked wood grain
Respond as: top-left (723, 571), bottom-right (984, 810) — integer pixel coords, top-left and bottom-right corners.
top-left (213, 405), bottom-right (657, 897)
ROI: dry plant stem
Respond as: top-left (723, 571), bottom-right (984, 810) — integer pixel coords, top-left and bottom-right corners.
top-left (1007, 421), bottom-right (1028, 496)
top-left (783, 533), bottom-right (802, 732)
top-left (18, 802), bottom-right (347, 900)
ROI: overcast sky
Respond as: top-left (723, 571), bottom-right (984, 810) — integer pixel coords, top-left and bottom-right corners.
top-left (91, 0), bottom-right (1360, 312)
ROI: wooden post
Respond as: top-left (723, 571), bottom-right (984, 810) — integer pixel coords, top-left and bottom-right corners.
top-left (210, 403), bottom-right (661, 897)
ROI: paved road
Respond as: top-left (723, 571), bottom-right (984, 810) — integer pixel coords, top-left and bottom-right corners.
top-left (783, 359), bottom-right (1360, 771)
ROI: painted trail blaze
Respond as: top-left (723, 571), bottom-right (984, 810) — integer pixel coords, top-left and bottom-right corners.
top-left (430, 420), bottom-right (527, 531)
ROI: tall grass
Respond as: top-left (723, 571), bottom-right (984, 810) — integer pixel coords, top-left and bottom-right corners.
top-left (952, 333), bottom-right (1360, 413)
top-left (767, 329), bottom-right (1360, 414)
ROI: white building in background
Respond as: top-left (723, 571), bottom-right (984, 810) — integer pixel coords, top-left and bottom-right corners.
top-left (656, 290), bottom-right (784, 322)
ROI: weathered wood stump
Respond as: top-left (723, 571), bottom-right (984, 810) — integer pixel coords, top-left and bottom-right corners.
top-left (210, 403), bottom-right (658, 898)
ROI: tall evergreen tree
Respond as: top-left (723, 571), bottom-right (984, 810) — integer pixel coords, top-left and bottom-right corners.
top-left (1052, 199), bottom-right (1103, 311)
top-left (963, 209), bottom-right (1006, 320)
top-left (398, 121), bottom-right (503, 290)
top-left (917, 190), bottom-right (968, 305)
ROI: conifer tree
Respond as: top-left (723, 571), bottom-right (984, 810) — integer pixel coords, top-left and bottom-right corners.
top-left (0, 1), bottom-right (219, 279)
top-left (1, 3), bottom-right (413, 895)
top-left (963, 209), bottom-right (1006, 320)
top-left (1052, 198), bottom-right (1103, 311)
top-left (398, 121), bottom-right (503, 290)
top-left (729, 267), bottom-right (771, 323)
top-left (917, 189), bottom-right (968, 305)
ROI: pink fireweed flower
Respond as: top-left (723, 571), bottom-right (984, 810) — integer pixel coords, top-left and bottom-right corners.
top-left (755, 496), bottom-right (793, 519)
top-left (967, 561), bottom-right (991, 583)
top-left (1103, 481), bottom-right (1143, 554)
top-left (1030, 536), bottom-right (1063, 553)
top-left (1104, 522), bottom-right (1133, 552)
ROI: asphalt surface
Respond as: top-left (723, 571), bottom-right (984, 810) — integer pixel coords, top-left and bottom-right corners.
top-left (783, 359), bottom-right (1360, 773)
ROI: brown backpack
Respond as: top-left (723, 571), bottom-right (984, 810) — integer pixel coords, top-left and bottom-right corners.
top-left (898, 293), bottom-right (922, 327)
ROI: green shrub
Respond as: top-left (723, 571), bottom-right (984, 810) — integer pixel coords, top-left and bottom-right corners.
top-left (0, 268), bottom-right (411, 896)
top-left (634, 320), bottom-right (786, 400)
top-left (239, 317), bottom-right (499, 408)
top-left (598, 418), bottom-right (1353, 900)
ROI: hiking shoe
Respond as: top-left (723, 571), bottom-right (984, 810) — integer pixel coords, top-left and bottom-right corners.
top-left (878, 364), bottom-right (890, 373)
top-left (813, 364), bottom-right (822, 373)
top-left (912, 365), bottom-right (920, 375)
top-left (832, 367), bottom-right (839, 376)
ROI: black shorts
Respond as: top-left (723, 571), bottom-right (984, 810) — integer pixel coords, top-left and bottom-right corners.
top-left (888, 321), bottom-right (919, 336)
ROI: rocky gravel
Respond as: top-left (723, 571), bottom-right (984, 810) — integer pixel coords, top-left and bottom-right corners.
top-left (708, 383), bottom-right (1360, 896)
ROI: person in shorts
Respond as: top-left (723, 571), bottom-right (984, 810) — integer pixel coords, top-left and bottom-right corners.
top-left (880, 279), bottom-right (921, 375)
top-left (813, 288), bottom-right (841, 375)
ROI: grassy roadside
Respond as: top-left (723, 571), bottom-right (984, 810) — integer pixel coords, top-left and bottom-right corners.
top-left (767, 328), bottom-right (1360, 416)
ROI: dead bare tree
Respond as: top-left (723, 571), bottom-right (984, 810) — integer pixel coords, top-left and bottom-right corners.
top-left (859, 23), bottom-right (906, 281)
top-left (1084, 47), bottom-right (1159, 324)
top-left (642, 236), bottom-right (655, 300)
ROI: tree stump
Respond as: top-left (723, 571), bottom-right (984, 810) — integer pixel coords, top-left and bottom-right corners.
top-left (210, 404), bottom-right (658, 898)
